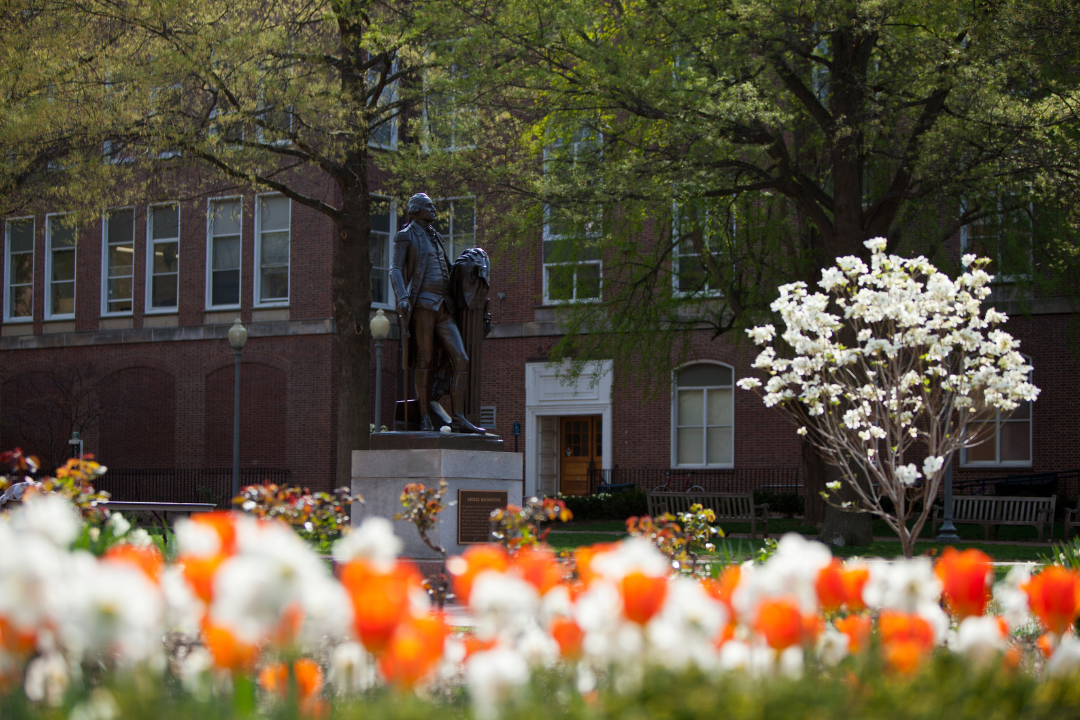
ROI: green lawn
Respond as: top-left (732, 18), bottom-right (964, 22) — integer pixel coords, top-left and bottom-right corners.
top-left (546, 522), bottom-right (1058, 562)
top-left (562, 516), bottom-right (1068, 543)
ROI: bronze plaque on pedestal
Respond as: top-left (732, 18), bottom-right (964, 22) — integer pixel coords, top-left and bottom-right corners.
top-left (457, 489), bottom-right (509, 545)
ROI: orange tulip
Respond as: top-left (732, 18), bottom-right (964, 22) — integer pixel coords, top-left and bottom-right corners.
top-left (340, 560), bottom-right (422, 653)
top-left (1037, 632), bottom-right (1057, 658)
top-left (462, 635), bottom-right (497, 659)
top-left (378, 614), bottom-right (448, 689)
top-left (257, 658), bottom-right (326, 718)
top-left (103, 543), bottom-right (165, 583)
top-left (621, 572), bottom-right (668, 625)
top-left (293, 658), bottom-right (324, 699)
top-left (754, 598), bottom-right (807, 650)
top-left (514, 546), bottom-right (564, 595)
top-left (935, 548), bottom-right (993, 619)
top-left (834, 615), bottom-right (872, 654)
top-left (257, 662), bottom-right (289, 695)
top-left (713, 622), bottom-right (736, 649)
top-left (1023, 566), bottom-right (1080, 636)
top-left (550, 616), bottom-right (585, 659)
top-left (203, 623), bottom-right (259, 673)
top-left (181, 555), bottom-right (224, 604)
top-left (190, 511), bottom-right (238, 556)
top-left (815, 560), bottom-right (869, 613)
top-left (878, 612), bottom-right (935, 673)
top-left (0, 616), bottom-right (36, 656)
top-left (573, 543), bottom-right (619, 587)
top-left (447, 545), bottom-right (510, 605)
top-left (702, 565), bottom-right (741, 619)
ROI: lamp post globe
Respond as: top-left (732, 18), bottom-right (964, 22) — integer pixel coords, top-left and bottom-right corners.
top-left (228, 318), bottom-right (248, 350)
top-left (229, 318), bottom-right (247, 500)
top-left (370, 309), bottom-right (390, 433)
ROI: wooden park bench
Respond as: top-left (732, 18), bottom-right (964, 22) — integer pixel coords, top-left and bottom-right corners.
top-left (931, 495), bottom-right (1057, 542)
top-left (1063, 505), bottom-right (1080, 539)
top-left (100, 500), bottom-right (218, 527)
top-left (647, 489), bottom-right (770, 539)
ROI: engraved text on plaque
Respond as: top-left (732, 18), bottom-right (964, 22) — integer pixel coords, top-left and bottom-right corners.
top-left (457, 489), bottom-right (509, 545)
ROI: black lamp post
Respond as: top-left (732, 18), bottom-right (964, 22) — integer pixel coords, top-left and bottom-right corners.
top-left (936, 460), bottom-right (960, 540)
top-left (370, 309), bottom-right (391, 433)
top-left (228, 318), bottom-right (248, 499)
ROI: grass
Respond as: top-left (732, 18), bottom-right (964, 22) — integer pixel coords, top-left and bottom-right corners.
top-left (562, 515), bottom-right (1067, 542)
top-left (546, 517), bottom-right (1058, 562)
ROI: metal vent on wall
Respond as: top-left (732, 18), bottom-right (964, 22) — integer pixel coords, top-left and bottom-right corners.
top-left (480, 406), bottom-right (496, 428)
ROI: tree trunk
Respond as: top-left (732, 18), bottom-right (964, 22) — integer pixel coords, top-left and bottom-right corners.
top-left (333, 182), bottom-right (373, 490)
top-left (816, 464), bottom-right (874, 548)
top-left (801, 437), bottom-right (827, 525)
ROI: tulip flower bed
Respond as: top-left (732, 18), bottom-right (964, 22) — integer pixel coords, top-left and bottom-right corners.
top-left (5, 495), bottom-right (1080, 720)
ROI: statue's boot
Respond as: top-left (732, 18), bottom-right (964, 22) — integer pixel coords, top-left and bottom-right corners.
top-left (415, 368), bottom-right (434, 431)
top-left (450, 372), bottom-right (486, 434)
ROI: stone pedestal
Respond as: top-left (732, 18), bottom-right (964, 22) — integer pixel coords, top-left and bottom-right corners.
top-left (351, 432), bottom-right (523, 558)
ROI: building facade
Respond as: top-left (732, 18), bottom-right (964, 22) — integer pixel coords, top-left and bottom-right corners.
top-left (2, 164), bottom-right (1078, 503)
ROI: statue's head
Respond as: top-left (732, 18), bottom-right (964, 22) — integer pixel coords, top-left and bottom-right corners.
top-left (407, 193), bottom-right (436, 219)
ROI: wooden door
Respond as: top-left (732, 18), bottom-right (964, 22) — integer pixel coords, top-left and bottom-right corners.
top-left (560, 415), bottom-right (602, 496)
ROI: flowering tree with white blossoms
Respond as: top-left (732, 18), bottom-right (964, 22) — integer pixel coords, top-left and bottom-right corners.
top-left (737, 238), bottom-right (1039, 558)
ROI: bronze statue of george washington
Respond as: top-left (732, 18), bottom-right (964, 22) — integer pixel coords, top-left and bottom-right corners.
top-left (390, 192), bottom-right (487, 434)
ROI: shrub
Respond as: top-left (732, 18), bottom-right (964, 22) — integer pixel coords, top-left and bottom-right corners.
top-left (556, 488), bottom-right (647, 521)
top-left (753, 490), bottom-right (805, 518)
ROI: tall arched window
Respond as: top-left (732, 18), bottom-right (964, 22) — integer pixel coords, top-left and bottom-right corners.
top-left (672, 362), bottom-right (734, 467)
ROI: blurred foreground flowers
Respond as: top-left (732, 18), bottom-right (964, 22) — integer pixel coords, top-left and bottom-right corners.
top-left (3, 493), bottom-right (1080, 718)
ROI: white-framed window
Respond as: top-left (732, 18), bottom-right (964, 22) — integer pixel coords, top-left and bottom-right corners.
top-left (671, 362), bottom-right (734, 468)
top-left (369, 195), bottom-right (396, 308)
top-left (960, 193), bottom-right (1033, 281)
top-left (4, 217), bottom-right (34, 322)
top-left (423, 49), bottom-right (476, 152)
top-left (542, 213), bottom-right (601, 303)
top-left (146, 203), bottom-right (179, 312)
top-left (367, 60), bottom-right (398, 150)
top-left (102, 207), bottom-right (135, 315)
top-left (434, 197), bottom-right (475, 261)
top-left (961, 358), bottom-right (1033, 467)
top-left (206, 198), bottom-right (242, 308)
top-left (45, 214), bottom-right (76, 319)
top-left (542, 128), bottom-right (602, 303)
top-left (148, 83), bottom-right (183, 159)
top-left (209, 102), bottom-right (244, 145)
top-left (672, 199), bottom-right (724, 297)
top-left (256, 98), bottom-right (293, 146)
top-left (255, 194), bottom-right (290, 305)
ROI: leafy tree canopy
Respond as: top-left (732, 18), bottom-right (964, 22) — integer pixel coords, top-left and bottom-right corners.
top-left (397, 0), bottom-right (1080, 391)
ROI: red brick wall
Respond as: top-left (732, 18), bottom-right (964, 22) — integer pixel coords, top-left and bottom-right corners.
top-left (99, 367), bottom-right (177, 468)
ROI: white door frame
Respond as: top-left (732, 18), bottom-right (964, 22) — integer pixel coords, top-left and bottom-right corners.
top-left (524, 360), bottom-right (613, 497)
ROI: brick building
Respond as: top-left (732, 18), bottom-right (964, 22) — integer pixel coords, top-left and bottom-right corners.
top-left (2, 160), bottom-right (1078, 503)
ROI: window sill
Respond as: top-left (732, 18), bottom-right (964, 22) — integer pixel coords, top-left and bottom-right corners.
top-left (3, 317), bottom-right (33, 324)
top-left (42, 320), bottom-right (75, 334)
top-left (204, 309), bottom-right (242, 325)
top-left (254, 301), bottom-right (289, 309)
top-left (960, 462), bottom-right (1033, 469)
top-left (673, 290), bottom-right (724, 300)
top-left (541, 298), bottom-right (602, 306)
top-left (1, 323), bottom-right (34, 337)
top-left (252, 307), bottom-right (289, 323)
top-left (99, 316), bottom-right (133, 330)
top-left (670, 465), bottom-right (736, 470)
top-left (144, 308), bottom-right (179, 316)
